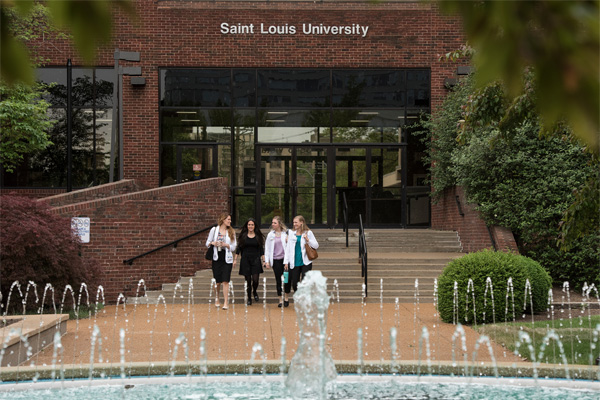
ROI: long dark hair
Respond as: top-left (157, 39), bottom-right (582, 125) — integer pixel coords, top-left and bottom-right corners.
top-left (237, 218), bottom-right (265, 250)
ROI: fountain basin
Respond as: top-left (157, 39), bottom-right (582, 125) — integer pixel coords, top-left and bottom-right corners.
top-left (0, 375), bottom-right (598, 399)
top-left (0, 360), bottom-right (598, 382)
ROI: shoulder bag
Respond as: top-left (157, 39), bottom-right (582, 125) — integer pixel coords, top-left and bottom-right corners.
top-left (305, 232), bottom-right (318, 261)
top-left (205, 228), bottom-right (215, 260)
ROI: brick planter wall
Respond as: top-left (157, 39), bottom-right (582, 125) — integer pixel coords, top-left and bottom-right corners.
top-left (431, 186), bottom-right (519, 254)
top-left (49, 178), bottom-right (229, 302)
top-left (37, 180), bottom-right (147, 208)
top-left (0, 188), bottom-right (67, 199)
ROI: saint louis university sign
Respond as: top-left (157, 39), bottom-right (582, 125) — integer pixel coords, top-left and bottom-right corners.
top-left (220, 22), bottom-right (370, 37)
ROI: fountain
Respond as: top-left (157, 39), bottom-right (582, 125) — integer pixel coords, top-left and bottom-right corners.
top-left (0, 274), bottom-right (599, 399)
top-left (285, 271), bottom-right (336, 398)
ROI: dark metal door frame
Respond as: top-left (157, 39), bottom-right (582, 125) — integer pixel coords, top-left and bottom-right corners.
top-left (175, 144), bottom-right (218, 183)
top-left (256, 144), bottom-right (332, 228)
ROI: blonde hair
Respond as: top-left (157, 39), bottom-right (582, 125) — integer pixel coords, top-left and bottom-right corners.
top-left (293, 215), bottom-right (309, 233)
top-left (272, 215), bottom-right (287, 232)
top-left (217, 213), bottom-right (235, 242)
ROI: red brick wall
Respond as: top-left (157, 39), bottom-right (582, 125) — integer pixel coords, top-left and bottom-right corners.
top-left (49, 177), bottom-right (229, 302)
top-left (431, 186), bottom-right (519, 254)
top-left (37, 180), bottom-right (147, 208)
top-left (26, 0), bottom-right (466, 189)
top-left (0, 188), bottom-right (66, 199)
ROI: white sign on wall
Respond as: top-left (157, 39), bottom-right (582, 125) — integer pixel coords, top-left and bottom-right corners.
top-left (71, 217), bottom-right (90, 243)
top-left (220, 23), bottom-right (370, 37)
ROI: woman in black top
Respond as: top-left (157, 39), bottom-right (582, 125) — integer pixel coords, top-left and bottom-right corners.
top-left (234, 218), bottom-right (265, 306)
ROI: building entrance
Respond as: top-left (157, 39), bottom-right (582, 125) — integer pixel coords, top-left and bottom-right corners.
top-left (258, 145), bottom-right (329, 227)
top-left (255, 144), bottom-right (425, 229)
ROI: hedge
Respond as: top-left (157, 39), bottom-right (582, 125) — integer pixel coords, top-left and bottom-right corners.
top-left (437, 250), bottom-right (552, 324)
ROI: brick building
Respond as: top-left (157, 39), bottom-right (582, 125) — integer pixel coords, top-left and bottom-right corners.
top-left (1, 1), bottom-right (517, 299)
top-left (2, 0), bottom-right (471, 227)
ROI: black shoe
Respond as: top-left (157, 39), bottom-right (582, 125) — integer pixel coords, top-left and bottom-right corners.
top-left (278, 302), bottom-right (283, 308)
top-left (254, 294), bottom-right (259, 301)
top-left (247, 299), bottom-right (252, 306)
top-left (284, 300), bottom-right (289, 307)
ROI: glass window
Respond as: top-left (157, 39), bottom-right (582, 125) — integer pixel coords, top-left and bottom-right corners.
top-left (257, 110), bottom-right (329, 143)
top-left (160, 109), bottom-right (232, 142)
top-left (160, 69), bottom-right (231, 107)
top-left (332, 70), bottom-right (405, 107)
top-left (233, 110), bottom-right (256, 187)
top-left (406, 70), bottom-right (430, 108)
top-left (257, 69), bottom-right (330, 107)
top-left (233, 69), bottom-right (256, 107)
top-left (332, 109), bottom-right (402, 143)
top-left (37, 68), bottom-right (114, 108)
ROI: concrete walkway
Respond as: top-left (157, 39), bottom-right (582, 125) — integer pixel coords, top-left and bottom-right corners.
top-left (31, 302), bottom-right (523, 368)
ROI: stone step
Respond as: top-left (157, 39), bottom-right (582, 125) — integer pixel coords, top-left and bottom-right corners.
top-left (142, 228), bottom-right (463, 304)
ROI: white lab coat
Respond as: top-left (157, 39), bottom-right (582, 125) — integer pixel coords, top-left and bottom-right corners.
top-left (283, 229), bottom-right (318, 269)
top-left (205, 226), bottom-right (237, 264)
top-left (264, 230), bottom-right (289, 265)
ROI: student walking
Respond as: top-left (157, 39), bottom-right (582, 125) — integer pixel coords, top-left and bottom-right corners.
top-left (234, 218), bottom-right (265, 306)
top-left (206, 213), bottom-right (237, 310)
top-left (264, 216), bottom-right (288, 307)
top-left (283, 215), bottom-right (319, 306)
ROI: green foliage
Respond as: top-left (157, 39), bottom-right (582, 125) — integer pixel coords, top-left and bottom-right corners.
top-left (558, 169), bottom-right (600, 250)
top-left (438, 0), bottom-right (600, 153)
top-left (0, 81), bottom-right (53, 172)
top-left (526, 234), bottom-right (600, 292)
top-left (453, 121), bottom-right (594, 245)
top-left (1, 0), bottom-right (135, 84)
top-left (417, 74), bottom-right (475, 199)
top-left (69, 302), bottom-right (104, 320)
top-left (452, 119), bottom-right (597, 290)
top-left (421, 68), bottom-right (599, 290)
top-left (437, 250), bottom-right (552, 325)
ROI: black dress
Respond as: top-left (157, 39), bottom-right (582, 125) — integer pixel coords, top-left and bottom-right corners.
top-left (238, 236), bottom-right (264, 276)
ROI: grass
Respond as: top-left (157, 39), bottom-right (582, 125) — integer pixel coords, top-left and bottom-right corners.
top-left (68, 303), bottom-right (104, 320)
top-left (474, 315), bottom-right (600, 366)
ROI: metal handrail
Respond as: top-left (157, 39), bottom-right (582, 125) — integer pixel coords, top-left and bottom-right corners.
top-left (342, 191), bottom-right (349, 247)
top-left (358, 214), bottom-right (367, 298)
top-left (123, 224), bottom-right (216, 265)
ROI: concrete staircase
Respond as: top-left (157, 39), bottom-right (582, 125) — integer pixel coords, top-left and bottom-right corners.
top-left (138, 229), bottom-right (464, 305)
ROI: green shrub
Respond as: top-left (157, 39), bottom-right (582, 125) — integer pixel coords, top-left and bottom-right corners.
top-left (437, 250), bottom-right (551, 325)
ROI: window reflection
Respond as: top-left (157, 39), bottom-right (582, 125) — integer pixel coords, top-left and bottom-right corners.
top-left (2, 68), bottom-right (114, 188)
top-left (161, 109), bottom-right (232, 142)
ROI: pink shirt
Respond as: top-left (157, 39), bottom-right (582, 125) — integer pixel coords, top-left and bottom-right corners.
top-left (273, 237), bottom-right (285, 260)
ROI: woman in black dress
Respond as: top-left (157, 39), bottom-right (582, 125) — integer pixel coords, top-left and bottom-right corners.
top-left (205, 213), bottom-right (237, 310)
top-left (234, 218), bottom-right (265, 306)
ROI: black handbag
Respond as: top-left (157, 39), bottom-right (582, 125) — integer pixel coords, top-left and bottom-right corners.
top-left (205, 245), bottom-right (214, 260)
top-left (205, 228), bottom-right (215, 260)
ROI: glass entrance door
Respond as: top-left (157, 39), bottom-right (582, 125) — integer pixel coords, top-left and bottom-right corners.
top-left (258, 146), bottom-right (328, 227)
top-left (335, 146), bottom-right (405, 227)
top-left (176, 145), bottom-right (218, 183)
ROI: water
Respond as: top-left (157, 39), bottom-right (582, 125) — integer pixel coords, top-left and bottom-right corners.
top-left (0, 376), bottom-right (598, 400)
top-left (1, 276), bottom-right (599, 397)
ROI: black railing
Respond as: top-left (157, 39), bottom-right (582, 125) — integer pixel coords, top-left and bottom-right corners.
top-left (342, 191), bottom-right (349, 247)
top-left (123, 224), bottom-right (216, 265)
top-left (358, 214), bottom-right (368, 298)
